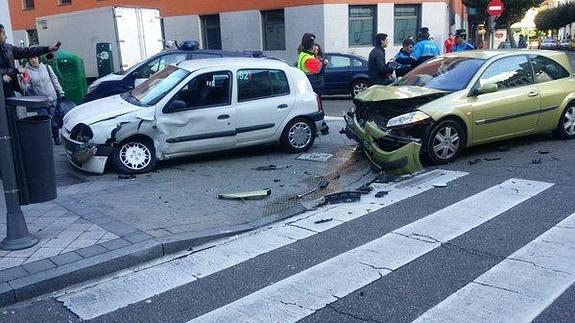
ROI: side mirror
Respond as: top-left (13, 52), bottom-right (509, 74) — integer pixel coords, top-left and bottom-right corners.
top-left (472, 83), bottom-right (498, 96)
top-left (163, 99), bottom-right (186, 113)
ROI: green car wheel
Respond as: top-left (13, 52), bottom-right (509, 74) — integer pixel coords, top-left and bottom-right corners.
top-left (424, 119), bottom-right (466, 164)
top-left (555, 105), bottom-right (575, 139)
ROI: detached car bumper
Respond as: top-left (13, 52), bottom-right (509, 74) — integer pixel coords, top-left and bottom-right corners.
top-left (62, 131), bottom-right (111, 174)
top-left (343, 114), bottom-right (423, 175)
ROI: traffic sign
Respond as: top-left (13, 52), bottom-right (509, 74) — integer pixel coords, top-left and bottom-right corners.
top-left (487, 0), bottom-right (505, 17)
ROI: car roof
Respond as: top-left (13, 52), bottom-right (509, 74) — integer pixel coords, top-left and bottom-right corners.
top-left (443, 49), bottom-right (566, 60)
top-left (176, 57), bottom-right (291, 72)
top-left (325, 52), bottom-right (367, 60)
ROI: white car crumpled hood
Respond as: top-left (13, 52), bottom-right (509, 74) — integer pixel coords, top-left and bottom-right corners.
top-left (63, 95), bottom-right (153, 132)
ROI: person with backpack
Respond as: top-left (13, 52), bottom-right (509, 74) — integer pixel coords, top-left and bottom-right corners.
top-left (22, 55), bottom-right (65, 144)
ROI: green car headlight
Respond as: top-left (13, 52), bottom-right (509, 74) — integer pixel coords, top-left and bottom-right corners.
top-left (387, 111), bottom-right (430, 128)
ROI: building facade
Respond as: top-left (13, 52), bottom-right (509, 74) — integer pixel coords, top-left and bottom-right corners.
top-left (8, 0), bottom-right (467, 62)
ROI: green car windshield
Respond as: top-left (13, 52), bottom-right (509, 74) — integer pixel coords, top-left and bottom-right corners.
top-left (396, 57), bottom-right (486, 91)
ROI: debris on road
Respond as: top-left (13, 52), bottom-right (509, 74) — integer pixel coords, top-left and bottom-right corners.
top-left (297, 179), bottom-right (330, 198)
top-left (536, 150), bottom-right (549, 155)
top-left (296, 152), bottom-right (334, 162)
top-left (433, 183), bottom-right (448, 188)
top-left (218, 189), bottom-right (272, 200)
top-left (496, 145), bottom-right (511, 152)
top-left (375, 173), bottom-right (396, 183)
top-left (532, 158), bottom-right (542, 164)
top-left (314, 218), bottom-right (333, 224)
top-left (273, 179), bottom-right (281, 183)
top-left (325, 191), bottom-right (362, 204)
top-left (374, 191), bottom-right (389, 198)
top-left (484, 157), bottom-right (501, 161)
top-left (468, 158), bottom-right (482, 165)
top-left (118, 174), bottom-right (136, 180)
top-left (356, 184), bottom-right (374, 195)
top-left (252, 165), bottom-right (291, 171)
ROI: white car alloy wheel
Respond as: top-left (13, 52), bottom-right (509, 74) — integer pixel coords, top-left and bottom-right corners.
top-left (119, 142), bottom-right (152, 171)
top-left (288, 122), bottom-right (312, 149)
top-left (432, 125), bottom-right (460, 160)
top-left (563, 106), bottom-right (575, 136)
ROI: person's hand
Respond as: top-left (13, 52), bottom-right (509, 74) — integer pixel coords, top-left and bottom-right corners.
top-left (2, 75), bottom-right (11, 83)
top-left (49, 41), bottom-right (61, 52)
top-left (17, 67), bottom-right (26, 74)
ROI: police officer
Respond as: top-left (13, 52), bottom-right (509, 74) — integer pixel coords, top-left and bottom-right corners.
top-left (453, 29), bottom-right (475, 52)
top-left (411, 27), bottom-right (440, 66)
top-left (297, 33), bottom-right (322, 75)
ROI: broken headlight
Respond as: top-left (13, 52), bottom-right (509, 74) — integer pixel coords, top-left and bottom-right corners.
top-left (70, 123), bottom-right (94, 142)
top-left (386, 111), bottom-right (430, 129)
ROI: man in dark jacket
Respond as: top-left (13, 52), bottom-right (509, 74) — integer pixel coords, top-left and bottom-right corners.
top-left (1, 23), bottom-right (60, 97)
top-left (368, 33), bottom-right (394, 86)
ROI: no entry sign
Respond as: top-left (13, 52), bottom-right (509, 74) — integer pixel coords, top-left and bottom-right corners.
top-left (488, 0), bottom-right (505, 17)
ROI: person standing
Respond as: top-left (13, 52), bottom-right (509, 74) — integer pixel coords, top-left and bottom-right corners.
top-left (444, 33), bottom-right (456, 53)
top-left (412, 27), bottom-right (440, 66)
top-left (1, 23), bottom-right (60, 97)
top-left (368, 33), bottom-right (394, 86)
top-left (309, 43), bottom-right (328, 96)
top-left (22, 55), bottom-right (65, 144)
top-left (395, 39), bottom-right (416, 77)
top-left (518, 35), bottom-right (528, 49)
top-left (453, 29), bottom-right (475, 52)
top-left (297, 33), bottom-right (322, 75)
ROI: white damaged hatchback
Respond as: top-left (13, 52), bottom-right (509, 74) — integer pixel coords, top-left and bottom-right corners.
top-left (62, 58), bottom-right (329, 174)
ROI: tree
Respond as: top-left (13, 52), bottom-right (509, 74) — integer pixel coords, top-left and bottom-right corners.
top-left (464, 0), bottom-right (545, 46)
top-left (535, 3), bottom-right (575, 36)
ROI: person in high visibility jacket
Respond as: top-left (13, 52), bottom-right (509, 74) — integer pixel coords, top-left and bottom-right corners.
top-left (297, 33), bottom-right (322, 75)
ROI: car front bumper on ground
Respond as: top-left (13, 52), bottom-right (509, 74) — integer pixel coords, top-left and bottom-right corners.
top-left (61, 131), bottom-right (111, 174)
top-left (343, 114), bottom-right (423, 175)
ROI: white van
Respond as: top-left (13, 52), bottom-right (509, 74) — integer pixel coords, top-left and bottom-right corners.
top-left (62, 58), bottom-right (329, 174)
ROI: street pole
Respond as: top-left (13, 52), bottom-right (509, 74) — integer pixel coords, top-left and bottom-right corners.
top-left (0, 84), bottom-right (39, 250)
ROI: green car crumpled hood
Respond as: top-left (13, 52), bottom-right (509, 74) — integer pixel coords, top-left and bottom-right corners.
top-left (354, 85), bottom-right (447, 103)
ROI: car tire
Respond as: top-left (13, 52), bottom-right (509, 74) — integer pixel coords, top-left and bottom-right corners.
top-left (554, 105), bottom-right (575, 139)
top-left (281, 117), bottom-right (316, 153)
top-left (350, 79), bottom-right (368, 97)
top-left (424, 119), bottom-right (466, 165)
top-left (111, 137), bottom-right (157, 174)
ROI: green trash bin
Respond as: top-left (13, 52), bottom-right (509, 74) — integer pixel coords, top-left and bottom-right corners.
top-left (44, 50), bottom-right (88, 105)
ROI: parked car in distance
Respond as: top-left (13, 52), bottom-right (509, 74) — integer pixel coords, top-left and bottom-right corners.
top-left (539, 38), bottom-right (559, 50)
top-left (62, 58), bottom-right (329, 174)
top-left (322, 53), bottom-right (369, 97)
top-left (83, 49), bottom-right (265, 102)
top-left (343, 50), bottom-right (575, 174)
top-left (559, 39), bottom-right (571, 50)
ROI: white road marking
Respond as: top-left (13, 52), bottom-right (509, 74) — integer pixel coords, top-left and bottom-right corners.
top-left (324, 116), bottom-right (345, 121)
top-left (57, 170), bottom-right (467, 320)
top-left (190, 179), bottom-right (553, 323)
top-left (413, 212), bottom-right (575, 323)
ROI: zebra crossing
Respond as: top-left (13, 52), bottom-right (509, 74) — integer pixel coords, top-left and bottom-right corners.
top-left (21, 169), bottom-right (575, 322)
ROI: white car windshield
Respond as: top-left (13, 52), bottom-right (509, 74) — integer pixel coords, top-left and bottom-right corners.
top-left (396, 57), bottom-right (485, 91)
top-left (128, 65), bottom-right (190, 106)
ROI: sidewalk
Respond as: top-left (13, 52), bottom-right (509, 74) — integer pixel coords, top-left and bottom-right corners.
top-left (0, 119), bottom-right (375, 306)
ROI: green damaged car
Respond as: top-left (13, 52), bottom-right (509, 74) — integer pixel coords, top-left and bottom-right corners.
top-left (343, 50), bottom-right (575, 174)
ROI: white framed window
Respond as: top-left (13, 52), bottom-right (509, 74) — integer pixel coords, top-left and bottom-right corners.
top-left (261, 10), bottom-right (286, 51)
top-left (349, 5), bottom-right (376, 47)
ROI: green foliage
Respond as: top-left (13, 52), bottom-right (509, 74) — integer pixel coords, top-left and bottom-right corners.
top-left (534, 3), bottom-right (575, 32)
top-left (464, 0), bottom-right (545, 26)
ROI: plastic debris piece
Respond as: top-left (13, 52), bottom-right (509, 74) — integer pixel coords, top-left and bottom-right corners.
top-left (319, 178), bottom-right (330, 189)
top-left (118, 174), bottom-right (136, 180)
top-left (536, 150), bottom-right (549, 155)
top-left (274, 179), bottom-right (281, 182)
top-left (356, 184), bottom-right (374, 195)
top-left (314, 218), bottom-right (333, 224)
top-left (468, 158), bottom-right (482, 165)
top-left (433, 183), bottom-right (448, 188)
top-left (484, 157), bottom-right (501, 161)
top-left (252, 165), bottom-right (291, 171)
top-left (325, 191), bottom-right (362, 204)
top-left (532, 158), bottom-right (542, 164)
top-left (375, 191), bottom-right (389, 198)
top-left (496, 145), bottom-right (511, 152)
top-left (218, 189), bottom-right (271, 200)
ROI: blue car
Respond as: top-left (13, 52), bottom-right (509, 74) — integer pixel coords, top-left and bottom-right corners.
top-left (84, 49), bottom-right (264, 102)
top-left (322, 53), bottom-right (369, 97)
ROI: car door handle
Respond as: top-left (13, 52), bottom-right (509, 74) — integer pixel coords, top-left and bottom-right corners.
top-left (277, 104), bottom-right (288, 109)
top-left (527, 91), bottom-right (539, 97)
top-left (217, 114), bottom-right (230, 120)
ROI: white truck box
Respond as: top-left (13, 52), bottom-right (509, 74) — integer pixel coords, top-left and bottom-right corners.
top-left (36, 7), bottom-right (163, 78)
